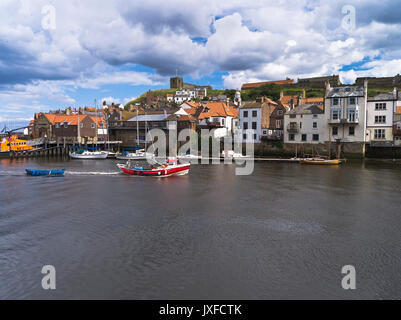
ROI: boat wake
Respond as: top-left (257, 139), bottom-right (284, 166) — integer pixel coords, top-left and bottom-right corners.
top-left (0, 170), bottom-right (121, 176)
top-left (66, 171), bottom-right (121, 176)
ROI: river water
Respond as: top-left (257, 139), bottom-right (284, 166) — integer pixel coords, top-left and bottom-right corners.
top-left (0, 157), bottom-right (401, 299)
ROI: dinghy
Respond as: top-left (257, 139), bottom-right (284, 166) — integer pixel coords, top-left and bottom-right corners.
top-left (26, 169), bottom-right (66, 176)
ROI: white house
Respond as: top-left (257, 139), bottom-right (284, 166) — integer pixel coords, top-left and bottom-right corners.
top-left (284, 104), bottom-right (326, 144)
top-left (174, 87), bottom-right (207, 104)
top-left (324, 82), bottom-right (368, 143)
top-left (239, 97), bottom-right (279, 143)
top-left (366, 89), bottom-right (399, 144)
top-left (198, 101), bottom-right (238, 138)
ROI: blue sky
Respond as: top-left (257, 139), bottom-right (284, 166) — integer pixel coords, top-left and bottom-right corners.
top-left (1, 0), bottom-right (401, 129)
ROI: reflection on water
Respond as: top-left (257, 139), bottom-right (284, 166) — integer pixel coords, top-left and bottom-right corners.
top-left (1, 157), bottom-right (401, 299)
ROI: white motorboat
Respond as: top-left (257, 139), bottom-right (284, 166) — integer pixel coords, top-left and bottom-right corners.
top-left (221, 150), bottom-right (251, 159)
top-left (69, 150), bottom-right (109, 159)
top-left (116, 150), bottom-right (154, 160)
top-left (178, 153), bottom-right (202, 160)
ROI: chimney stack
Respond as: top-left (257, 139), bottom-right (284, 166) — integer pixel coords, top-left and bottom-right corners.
top-left (302, 89), bottom-right (306, 99)
top-left (325, 81), bottom-right (331, 97)
top-left (280, 90), bottom-right (284, 100)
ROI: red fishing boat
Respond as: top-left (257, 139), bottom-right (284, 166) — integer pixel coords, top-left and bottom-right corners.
top-left (118, 158), bottom-right (190, 177)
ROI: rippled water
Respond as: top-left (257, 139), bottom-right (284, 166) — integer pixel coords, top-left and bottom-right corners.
top-left (1, 157), bottom-right (401, 299)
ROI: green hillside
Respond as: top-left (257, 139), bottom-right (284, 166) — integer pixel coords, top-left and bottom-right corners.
top-left (124, 84), bottom-right (397, 110)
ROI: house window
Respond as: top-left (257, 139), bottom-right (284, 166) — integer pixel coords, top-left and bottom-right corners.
top-left (276, 120), bottom-right (281, 128)
top-left (243, 122), bottom-right (248, 130)
top-left (263, 130), bottom-right (267, 135)
top-left (332, 126), bottom-right (338, 136)
top-left (374, 129), bottom-right (385, 139)
top-left (313, 114), bottom-right (318, 118)
top-left (332, 98), bottom-right (339, 106)
top-left (91, 123), bottom-right (96, 128)
top-left (313, 122), bottom-right (317, 129)
top-left (302, 134), bottom-right (307, 141)
top-left (222, 118), bottom-right (225, 126)
top-left (331, 108), bottom-right (341, 120)
top-left (289, 115), bottom-right (296, 118)
top-left (80, 123), bottom-right (83, 128)
top-left (299, 122), bottom-right (302, 129)
top-left (375, 115), bottom-right (386, 124)
top-left (347, 108), bottom-right (358, 122)
top-left (253, 134), bottom-right (257, 140)
top-left (243, 111), bottom-right (248, 117)
top-left (375, 103), bottom-right (386, 110)
top-left (243, 134), bottom-right (247, 140)
top-left (349, 97), bottom-right (356, 105)
top-left (55, 123), bottom-right (60, 128)
top-left (252, 110), bottom-right (257, 117)
top-left (252, 122), bottom-right (257, 130)
top-left (289, 134), bottom-right (295, 141)
top-left (349, 126), bottom-right (355, 136)
top-left (277, 110), bottom-right (283, 116)
top-left (312, 134), bottom-right (319, 141)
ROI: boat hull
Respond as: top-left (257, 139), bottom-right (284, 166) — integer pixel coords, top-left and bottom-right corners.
top-left (299, 159), bottom-right (342, 165)
top-left (69, 151), bottom-right (109, 159)
top-left (26, 169), bottom-right (65, 176)
top-left (116, 153), bottom-right (154, 160)
top-left (120, 163), bottom-right (190, 177)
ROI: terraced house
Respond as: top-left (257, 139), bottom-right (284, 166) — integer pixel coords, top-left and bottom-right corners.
top-left (366, 88), bottom-right (400, 146)
top-left (283, 104), bottom-right (326, 144)
top-left (239, 97), bottom-right (280, 143)
top-left (324, 82), bottom-right (368, 144)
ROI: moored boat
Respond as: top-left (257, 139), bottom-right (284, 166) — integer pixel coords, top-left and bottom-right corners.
top-left (118, 158), bottom-right (190, 177)
top-left (299, 158), bottom-right (342, 165)
top-left (26, 168), bottom-right (66, 176)
top-left (69, 147), bottom-right (109, 159)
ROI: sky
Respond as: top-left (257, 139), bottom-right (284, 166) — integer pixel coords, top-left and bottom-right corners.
top-left (1, 0), bottom-right (401, 127)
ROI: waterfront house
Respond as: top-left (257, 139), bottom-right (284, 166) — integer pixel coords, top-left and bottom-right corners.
top-left (108, 108), bottom-right (196, 147)
top-left (262, 103), bottom-right (287, 141)
top-left (239, 97), bottom-right (278, 143)
top-left (394, 106), bottom-right (401, 146)
top-left (366, 88), bottom-right (400, 146)
top-left (198, 101), bottom-right (238, 138)
top-left (283, 104), bottom-right (326, 144)
top-left (324, 81), bottom-right (368, 144)
top-left (33, 114), bottom-right (101, 142)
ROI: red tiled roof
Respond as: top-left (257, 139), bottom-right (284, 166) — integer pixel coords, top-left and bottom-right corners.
top-left (198, 102), bottom-right (237, 119)
top-left (280, 95), bottom-right (300, 106)
top-left (45, 114), bottom-right (88, 126)
top-left (300, 97), bottom-right (324, 104)
top-left (396, 106), bottom-right (401, 114)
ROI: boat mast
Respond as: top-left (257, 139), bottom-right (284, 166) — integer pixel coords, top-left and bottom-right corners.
top-left (95, 99), bottom-right (98, 150)
top-left (77, 113), bottom-right (81, 146)
top-left (136, 105), bottom-right (139, 149)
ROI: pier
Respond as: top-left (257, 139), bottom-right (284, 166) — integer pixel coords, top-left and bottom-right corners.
top-left (8, 139), bottom-right (122, 158)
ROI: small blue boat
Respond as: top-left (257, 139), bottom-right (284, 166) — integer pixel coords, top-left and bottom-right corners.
top-left (26, 169), bottom-right (66, 176)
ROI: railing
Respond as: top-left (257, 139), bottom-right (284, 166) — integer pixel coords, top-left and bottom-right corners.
top-left (328, 118), bottom-right (359, 124)
top-left (286, 124), bottom-right (299, 133)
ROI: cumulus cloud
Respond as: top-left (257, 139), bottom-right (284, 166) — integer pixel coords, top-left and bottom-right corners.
top-left (1, 0), bottom-right (401, 119)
